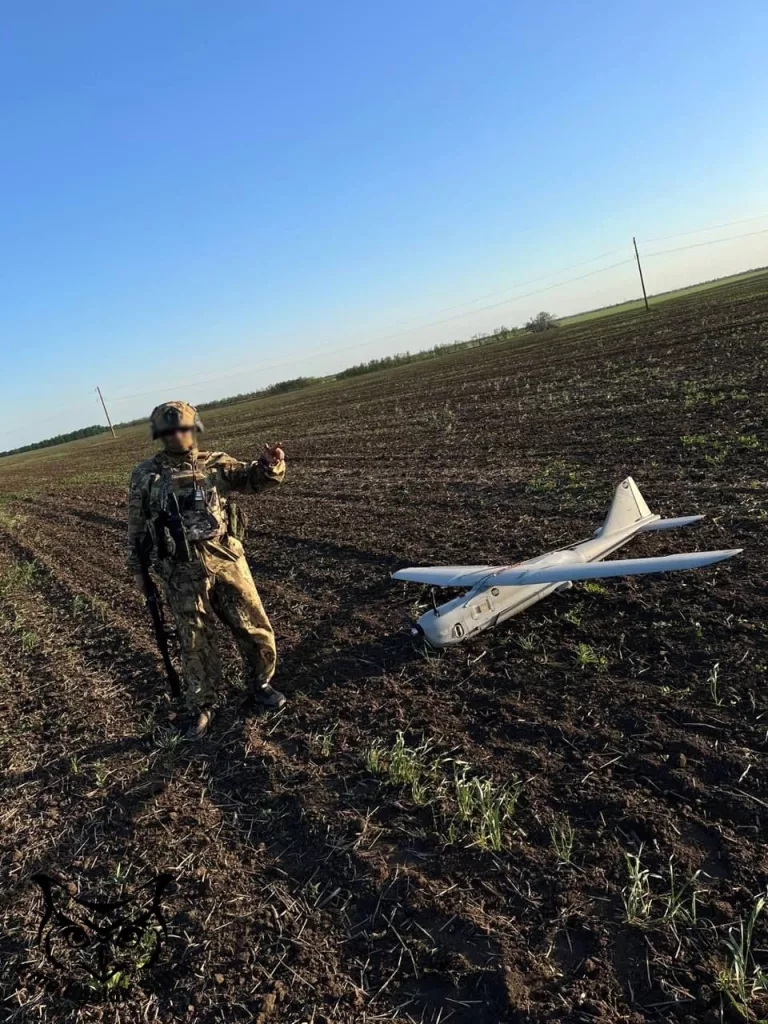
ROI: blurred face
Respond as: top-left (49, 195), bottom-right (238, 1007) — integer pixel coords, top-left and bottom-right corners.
top-left (159, 426), bottom-right (195, 454)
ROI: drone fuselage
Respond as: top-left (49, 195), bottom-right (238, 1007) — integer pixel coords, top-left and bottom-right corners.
top-left (413, 523), bottom-right (640, 647)
top-left (397, 476), bottom-right (737, 648)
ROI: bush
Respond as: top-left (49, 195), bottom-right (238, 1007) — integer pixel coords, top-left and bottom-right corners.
top-left (525, 311), bottom-right (558, 332)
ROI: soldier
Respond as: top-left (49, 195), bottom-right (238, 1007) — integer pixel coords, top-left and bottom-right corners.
top-left (127, 400), bottom-right (286, 737)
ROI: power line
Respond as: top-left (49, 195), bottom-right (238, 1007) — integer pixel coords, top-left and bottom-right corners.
top-left (107, 257), bottom-right (637, 405)
top-left (105, 226), bottom-right (768, 404)
top-left (644, 227), bottom-right (768, 258)
top-left (641, 212), bottom-right (768, 244)
top-left (391, 244), bottom-right (631, 322)
top-left (404, 222), bottom-right (766, 324)
top-left (5, 217), bottom-right (767, 443)
top-left (107, 245), bottom-right (635, 405)
top-left (0, 400), bottom-right (99, 438)
top-left (413, 258), bottom-right (636, 325)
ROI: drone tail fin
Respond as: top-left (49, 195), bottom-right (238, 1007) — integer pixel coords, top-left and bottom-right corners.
top-left (599, 477), bottom-right (653, 536)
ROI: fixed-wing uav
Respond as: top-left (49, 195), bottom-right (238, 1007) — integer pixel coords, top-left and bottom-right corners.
top-left (392, 477), bottom-right (740, 647)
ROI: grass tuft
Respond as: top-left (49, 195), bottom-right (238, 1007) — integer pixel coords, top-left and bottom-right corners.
top-left (717, 892), bottom-right (768, 1019)
top-left (550, 815), bottom-right (575, 864)
top-left (581, 581), bottom-right (608, 595)
top-left (365, 734), bottom-right (524, 851)
top-left (0, 559), bottom-right (39, 596)
top-left (575, 642), bottom-right (608, 670)
top-left (708, 661), bottom-right (724, 706)
top-left (308, 723), bottom-right (338, 758)
top-left (622, 845), bottom-right (702, 929)
top-left (623, 848), bottom-right (655, 924)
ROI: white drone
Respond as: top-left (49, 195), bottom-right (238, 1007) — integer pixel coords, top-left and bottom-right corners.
top-left (393, 477), bottom-right (741, 647)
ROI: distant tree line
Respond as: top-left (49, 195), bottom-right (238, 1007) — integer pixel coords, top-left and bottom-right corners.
top-left (336, 327), bottom-right (521, 379)
top-left (7, 315), bottom-right (560, 458)
top-left (196, 376), bottom-right (321, 411)
top-left (110, 377), bottom-right (322, 425)
top-left (0, 424), bottom-right (110, 460)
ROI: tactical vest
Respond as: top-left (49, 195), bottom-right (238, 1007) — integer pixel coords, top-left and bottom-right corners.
top-left (145, 454), bottom-right (238, 559)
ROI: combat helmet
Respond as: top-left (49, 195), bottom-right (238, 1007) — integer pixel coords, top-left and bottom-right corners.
top-left (149, 401), bottom-right (204, 440)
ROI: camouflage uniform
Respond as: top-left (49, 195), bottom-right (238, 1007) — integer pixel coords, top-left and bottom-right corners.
top-left (127, 403), bottom-right (285, 712)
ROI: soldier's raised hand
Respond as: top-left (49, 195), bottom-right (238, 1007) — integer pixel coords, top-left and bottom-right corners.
top-left (260, 442), bottom-right (285, 467)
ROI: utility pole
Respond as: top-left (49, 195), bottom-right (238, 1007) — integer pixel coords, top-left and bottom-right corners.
top-left (96, 386), bottom-right (116, 438)
top-left (633, 236), bottom-right (650, 312)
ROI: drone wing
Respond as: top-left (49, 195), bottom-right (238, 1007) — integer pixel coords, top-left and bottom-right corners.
top-left (392, 565), bottom-right (502, 588)
top-left (491, 549), bottom-right (741, 586)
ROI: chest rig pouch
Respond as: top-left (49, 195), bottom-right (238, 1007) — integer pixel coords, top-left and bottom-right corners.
top-left (147, 476), bottom-right (191, 562)
top-left (148, 460), bottom-right (228, 558)
top-left (176, 480), bottom-right (224, 542)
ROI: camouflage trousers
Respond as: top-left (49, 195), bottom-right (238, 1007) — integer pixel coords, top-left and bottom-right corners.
top-left (160, 538), bottom-right (276, 710)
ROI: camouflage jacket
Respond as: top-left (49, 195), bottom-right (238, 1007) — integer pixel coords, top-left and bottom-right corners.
top-left (127, 449), bottom-right (285, 572)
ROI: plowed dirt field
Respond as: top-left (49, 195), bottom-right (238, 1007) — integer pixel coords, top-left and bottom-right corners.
top-left (1, 273), bottom-right (767, 1023)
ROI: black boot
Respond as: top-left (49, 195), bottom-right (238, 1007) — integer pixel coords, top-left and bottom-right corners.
top-left (252, 683), bottom-right (286, 709)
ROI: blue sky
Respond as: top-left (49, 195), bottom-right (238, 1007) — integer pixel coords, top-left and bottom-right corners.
top-left (1, 0), bottom-right (767, 450)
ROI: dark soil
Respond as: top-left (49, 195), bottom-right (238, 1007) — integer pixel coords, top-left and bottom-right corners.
top-left (1, 273), bottom-right (767, 1023)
